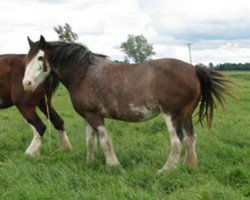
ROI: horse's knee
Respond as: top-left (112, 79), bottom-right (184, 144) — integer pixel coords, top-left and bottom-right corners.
top-left (27, 120), bottom-right (46, 137)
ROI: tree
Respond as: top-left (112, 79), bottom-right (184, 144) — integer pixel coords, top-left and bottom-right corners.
top-left (120, 34), bottom-right (155, 63)
top-left (115, 57), bottom-right (130, 64)
top-left (208, 62), bottom-right (214, 70)
top-left (54, 23), bottom-right (78, 42)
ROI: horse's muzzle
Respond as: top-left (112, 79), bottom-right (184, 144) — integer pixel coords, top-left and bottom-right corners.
top-left (22, 79), bottom-right (35, 92)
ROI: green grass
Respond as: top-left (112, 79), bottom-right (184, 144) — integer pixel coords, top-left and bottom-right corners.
top-left (0, 72), bottom-right (249, 199)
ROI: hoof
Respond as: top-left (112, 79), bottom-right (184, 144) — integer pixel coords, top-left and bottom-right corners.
top-left (106, 160), bottom-right (121, 167)
top-left (25, 150), bottom-right (40, 157)
top-left (156, 168), bottom-right (169, 175)
top-left (184, 158), bottom-right (198, 167)
top-left (60, 143), bottom-right (73, 151)
top-left (86, 155), bottom-right (95, 163)
top-left (156, 165), bottom-right (177, 175)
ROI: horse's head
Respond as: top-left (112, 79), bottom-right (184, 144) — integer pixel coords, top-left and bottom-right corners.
top-left (23, 35), bottom-right (51, 92)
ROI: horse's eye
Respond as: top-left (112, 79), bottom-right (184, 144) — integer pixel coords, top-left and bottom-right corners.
top-left (38, 56), bottom-right (43, 61)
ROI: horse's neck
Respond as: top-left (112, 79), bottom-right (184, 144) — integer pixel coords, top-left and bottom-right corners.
top-left (53, 63), bottom-right (86, 90)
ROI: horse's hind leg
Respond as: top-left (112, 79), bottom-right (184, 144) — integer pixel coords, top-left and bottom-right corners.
top-left (183, 117), bottom-right (198, 167)
top-left (38, 98), bottom-right (72, 150)
top-left (157, 113), bottom-right (183, 174)
top-left (17, 106), bottom-right (45, 156)
top-left (85, 120), bottom-right (97, 161)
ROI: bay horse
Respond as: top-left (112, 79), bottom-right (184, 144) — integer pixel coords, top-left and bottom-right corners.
top-left (0, 54), bottom-right (72, 156)
top-left (22, 36), bottom-right (233, 173)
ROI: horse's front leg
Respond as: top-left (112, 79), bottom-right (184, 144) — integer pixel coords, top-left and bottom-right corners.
top-left (38, 98), bottom-right (72, 150)
top-left (84, 120), bottom-right (97, 161)
top-left (17, 106), bottom-right (45, 156)
top-left (85, 113), bottom-right (120, 166)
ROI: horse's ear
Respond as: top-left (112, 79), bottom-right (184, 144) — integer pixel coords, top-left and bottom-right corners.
top-left (39, 35), bottom-right (46, 49)
top-left (39, 35), bottom-right (52, 54)
top-left (27, 36), bottom-right (34, 47)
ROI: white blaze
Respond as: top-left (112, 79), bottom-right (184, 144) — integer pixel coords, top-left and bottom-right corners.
top-left (23, 50), bottom-right (50, 91)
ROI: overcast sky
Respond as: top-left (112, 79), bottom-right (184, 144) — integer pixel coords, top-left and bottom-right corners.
top-left (0, 0), bottom-right (250, 64)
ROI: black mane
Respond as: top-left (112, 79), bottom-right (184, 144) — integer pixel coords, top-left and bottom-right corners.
top-left (29, 41), bottom-right (107, 67)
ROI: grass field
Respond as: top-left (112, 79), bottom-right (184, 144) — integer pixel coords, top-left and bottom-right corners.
top-left (0, 71), bottom-right (249, 200)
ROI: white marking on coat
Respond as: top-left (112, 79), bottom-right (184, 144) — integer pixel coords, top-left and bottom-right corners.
top-left (164, 114), bottom-right (175, 134)
top-left (25, 124), bottom-right (42, 156)
top-left (23, 50), bottom-right (50, 91)
top-left (98, 103), bottom-right (109, 117)
top-left (183, 130), bottom-right (197, 166)
top-left (129, 104), bottom-right (159, 120)
top-left (157, 114), bottom-right (182, 174)
top-left (59, 130), bottom-right (72, 150)
top-left (97, 125), bottom-right (120, 166)
top-left (85, 121), bottom-right (97, 161)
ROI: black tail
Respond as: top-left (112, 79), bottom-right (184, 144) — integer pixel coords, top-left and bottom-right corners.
top-left (195, 65), bottom-right (235, 128)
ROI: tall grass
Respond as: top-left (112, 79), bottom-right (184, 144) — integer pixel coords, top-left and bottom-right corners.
top-left (0, 72), bottom-right (249, 199)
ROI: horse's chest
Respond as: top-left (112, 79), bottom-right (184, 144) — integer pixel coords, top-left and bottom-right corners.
top-left (0, 87), bottom-right (12, 108)
top-left (0, 96), bottom-right (12, 108)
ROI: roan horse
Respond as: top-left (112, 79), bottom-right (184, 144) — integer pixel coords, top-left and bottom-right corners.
top-left (23, 36), bottom-right (233, 174)
top-left (0, 54), bottom-right (71, 156)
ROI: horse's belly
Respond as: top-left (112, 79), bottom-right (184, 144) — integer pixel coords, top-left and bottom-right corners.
top-left (128, 104), bottom-right (160, 121)
top-left (103, 103), bottom-right (161, 122)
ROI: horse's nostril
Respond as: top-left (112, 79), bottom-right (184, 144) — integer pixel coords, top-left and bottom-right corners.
top-left (23, 80), bottom-right (33, 91)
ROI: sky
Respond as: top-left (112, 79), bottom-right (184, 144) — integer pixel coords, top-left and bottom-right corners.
top-left (0, 0), bottom-right (250, 65)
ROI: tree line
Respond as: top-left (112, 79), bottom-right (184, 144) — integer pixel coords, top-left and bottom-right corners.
top-left (207, 63), bottom-right (250, 71)
top-left (54, 23), bottom-right (250, 70)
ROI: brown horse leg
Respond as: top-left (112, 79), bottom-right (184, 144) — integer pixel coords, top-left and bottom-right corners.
top-left (38, 98), bottom-right (72, 150)
top-left (157, 113), bottom-right (183, 174)
top-left (183, 118), bottom-right (198, 167)
top-left (84, 113), bottom-right (120, 166)
top-left (17, 106), bottom-right (45, 156)
top-left (84, 120), bottom-right (97, 161)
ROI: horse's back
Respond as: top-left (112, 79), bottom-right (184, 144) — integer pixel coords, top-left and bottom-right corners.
top-left (0, 54), bottom-right (47, 108)
top-left (146, 58), bottom-right (194, 72)
top-left (0, 54), bottom-right (26, 108)
top-left (0, 54), bottom-right (26, 76)
top-left (0, 54), bottom-right (25, 65)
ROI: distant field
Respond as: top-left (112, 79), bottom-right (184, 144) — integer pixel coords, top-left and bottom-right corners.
top-left (0, 71), bottom-right (249, 199)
